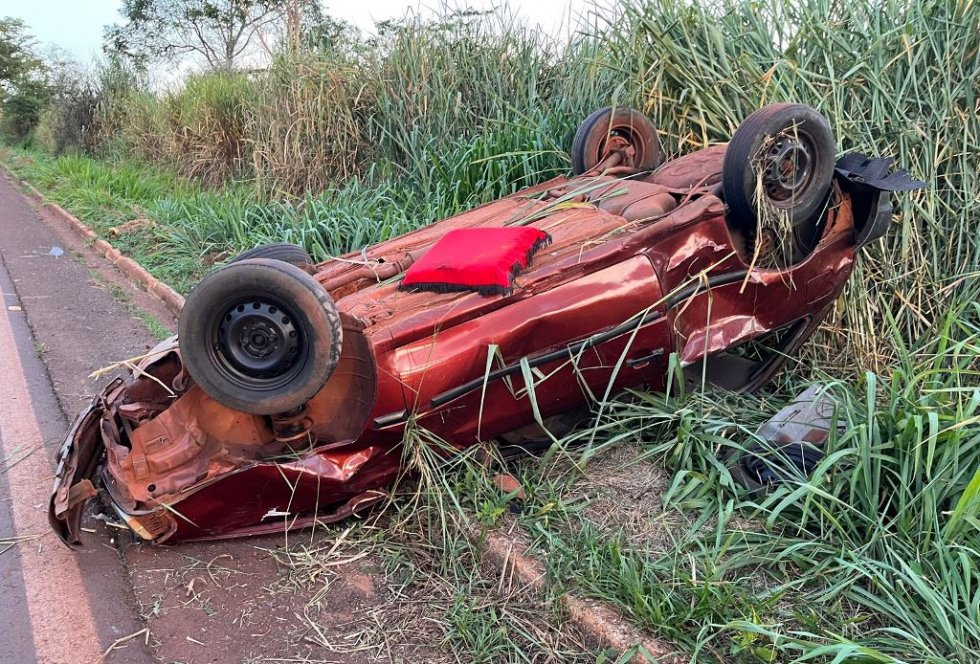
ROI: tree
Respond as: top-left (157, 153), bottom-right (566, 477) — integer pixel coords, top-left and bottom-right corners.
top-left (105, 0), bottom-right (290, 70)
top-left (0, 18), bottom-right (50, 140)
top-left (253, 0), bottom-right (356, 59)
top-left (3, 78), bottom-right (50, 139)
top-left (0, 18), bottom-right (42, 99)
top-left (299, 6), bottom-right (359, 56)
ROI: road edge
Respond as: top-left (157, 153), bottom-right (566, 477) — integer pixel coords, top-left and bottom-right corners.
top-left (0, 161), bottom-right (185, 317)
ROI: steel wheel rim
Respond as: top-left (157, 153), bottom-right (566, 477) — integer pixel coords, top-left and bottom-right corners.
top-left (761, 129), bottom-right (816, 207)
top-left (206, 296), bottom-right (308, 392)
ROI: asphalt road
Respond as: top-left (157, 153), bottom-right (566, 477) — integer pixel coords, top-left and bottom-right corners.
top-left (0, 172), bottom-right (389, 664)
top-left (0, 172), bottom-right (162, 663)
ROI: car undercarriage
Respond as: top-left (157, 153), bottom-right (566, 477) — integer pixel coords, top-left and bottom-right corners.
top-left (50, 103), bottom-right (922, 545)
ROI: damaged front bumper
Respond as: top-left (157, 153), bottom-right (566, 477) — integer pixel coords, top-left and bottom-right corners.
top-left (49, 393), bottom-right (103, 546)
top-left (50, 370), bottom-right (391, 547)
top-left (49, 379), bottom-right (177, 546)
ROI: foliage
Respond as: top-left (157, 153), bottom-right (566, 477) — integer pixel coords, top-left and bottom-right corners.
top-left (85, 56), bottom-right (149, 156)
top-left (0, 18), bottom-right (39, 94)
top-left (1, 78), bottom-right (49, 141)
top-left (34, 54), bottom-right (99, 153)
top-left (164, 70), bottom-right (253, 182)
top-left (0, 17), bottom-right (49, 141)
top-left (105, 0), bottom-right (314, 69)
top-left (247, 53), bottom-right (366, 195)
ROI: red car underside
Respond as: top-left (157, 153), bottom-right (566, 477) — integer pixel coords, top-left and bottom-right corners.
top-left (51, 143), bottom-right (860, 545)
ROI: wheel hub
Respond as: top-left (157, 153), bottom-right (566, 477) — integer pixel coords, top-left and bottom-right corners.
top-left (763, 134), bottom-right (812, 202)
top-left (217, 301), bottom-right (301, 378)
top-left (597, 132), bottom-right (636, 169)
top-left (242, 320), bottom-right (278, 358)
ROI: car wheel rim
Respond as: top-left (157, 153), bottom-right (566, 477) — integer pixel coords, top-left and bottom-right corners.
top-left (761, 131), bottom-right (815, 206)
top-left (212, 298), bottom-right (305, 387)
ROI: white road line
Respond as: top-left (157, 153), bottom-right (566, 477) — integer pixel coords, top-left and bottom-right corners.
top-left (0, 305), bottom-right (103, 663)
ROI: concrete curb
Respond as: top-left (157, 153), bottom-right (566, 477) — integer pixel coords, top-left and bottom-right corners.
top-left (0, 163), bottom-right (185, 317)
top-left (476, 526), bottom-right (681, 662)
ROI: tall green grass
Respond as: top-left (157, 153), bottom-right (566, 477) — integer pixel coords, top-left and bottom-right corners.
top-left (37, 0), bottom-right (970, 372)
top-left (524, 284), bottom-right (980, 661)
top-left (595, 0), bottom-right (979, 373)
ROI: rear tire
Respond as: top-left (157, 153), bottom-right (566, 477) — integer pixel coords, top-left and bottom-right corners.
top-left (229, 243), bottom-right (316, 274)
top-left (571, 106), bottom-right (661, 175)
top-left (178, 258), bottom-right (342, 415)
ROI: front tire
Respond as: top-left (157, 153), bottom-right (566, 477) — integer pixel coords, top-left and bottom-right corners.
top-left (722, 103), bottom-right (835, 263)
top-left (178, 258), bottom-right (342, 415)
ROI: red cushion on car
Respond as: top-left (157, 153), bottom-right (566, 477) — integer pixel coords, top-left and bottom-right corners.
top-left (400, 227), bottom-right (551, 296)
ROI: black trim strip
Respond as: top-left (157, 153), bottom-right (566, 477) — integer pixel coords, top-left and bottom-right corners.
top-left (372, 409), bottom-right (409, 428)
top-left (626, 348), bottom-right (665, 367)
top-left (664, 269), bottom-right (749, 309)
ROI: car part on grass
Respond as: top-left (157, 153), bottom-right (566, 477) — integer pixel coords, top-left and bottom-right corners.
top-left (177, 258), bottom-right (343, 415)
top-left (571, 106), bottom-right (661, 175)
top-left (728, 383), bottom-right (844, 492)
top-left (833, 153), bottom-right (926, 248)
top-left (228, 242), bottom-right (316, 274)
top-left (51, 103), bottom-right (921, 546)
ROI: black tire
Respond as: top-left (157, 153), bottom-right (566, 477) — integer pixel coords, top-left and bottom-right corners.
top-left (722, 103), bottom-right (835, 245)
top-left (571, 106), bottom-right (661, 175)
top-left (229, 243), bottom-right (315, 274)
top-left (178, 258), bottom-right (342, 415)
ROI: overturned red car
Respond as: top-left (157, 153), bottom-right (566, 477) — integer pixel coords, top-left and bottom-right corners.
top-left (50, 103), bottom-right (920, 545)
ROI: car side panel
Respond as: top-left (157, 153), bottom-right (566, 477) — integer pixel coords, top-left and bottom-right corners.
top-left (385, 256), bottom-right (670, 441)
top-left (668, 193), bottom-right (857, 366)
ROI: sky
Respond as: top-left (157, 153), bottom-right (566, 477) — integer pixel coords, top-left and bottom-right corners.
top-left (0, 0), bottom-right (597, 66)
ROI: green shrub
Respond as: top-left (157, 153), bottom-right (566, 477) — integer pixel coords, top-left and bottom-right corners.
top-left (1, 77), bottom-right (49, 142)
top-left (164, 70), bottom-right (253, 184)
top-left (34, 83), bottom-right (99, 154)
